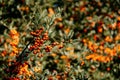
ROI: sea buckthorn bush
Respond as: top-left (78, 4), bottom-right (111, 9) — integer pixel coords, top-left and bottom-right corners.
top-left (0, 0), bottom-right (120, 80)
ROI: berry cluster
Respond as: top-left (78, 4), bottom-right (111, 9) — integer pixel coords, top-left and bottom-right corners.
top-left (29, 27), bottom-right (64, 54)
top-left (30, 27), bottom-right (44, 37)
top-left (29, 27), bottom-right (50, 54)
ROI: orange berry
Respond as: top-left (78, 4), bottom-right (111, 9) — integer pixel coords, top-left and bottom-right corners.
top-left (54, 60), bottom-right (59, 63)
top-left (51, 53), bottom-right (57, 57)
top-left (94, 35), bottom-right (98, 41)
top-left (106, 67), bottom-right (110, 71)
top-left (55, 18), bottom-right (62, 22)
top-left (56, 75), bottom-right (61, 79)
top-left (48, 8), bottom-right (54, 14)
top-left (98, 27), bottom-right (103, 33)
top-left (80, 6), bottom-right (86, 12)
top-left (60, 55), bottom-right (67, 59)
top-left (81, 61), bottom-right (85, 66)
top-left (83, 29), bottom-right (87, 33)
top-left (99, 45), bottom-right (104, 50)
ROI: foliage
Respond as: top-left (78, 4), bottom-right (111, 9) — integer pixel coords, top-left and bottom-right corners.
top-left (0, 0), bottom-right (120, 80)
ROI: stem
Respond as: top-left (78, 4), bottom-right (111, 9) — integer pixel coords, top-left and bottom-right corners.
top-left (16, 39), bottom-right (33, 62)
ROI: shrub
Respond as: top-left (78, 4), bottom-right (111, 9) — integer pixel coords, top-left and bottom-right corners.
top-left (0, 0), bottom-right (120, 80)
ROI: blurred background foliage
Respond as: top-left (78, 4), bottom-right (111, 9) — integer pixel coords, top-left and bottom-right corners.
top-left (0, 0), bottom-right (120, 80)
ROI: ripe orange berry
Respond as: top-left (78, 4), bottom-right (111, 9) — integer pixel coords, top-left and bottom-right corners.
top-left (98, 27), bottom-right (103, 33)
top-left (106, 67), bottom-right (111, 71)
top-left (94, 35), bottom-right (98, 41)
